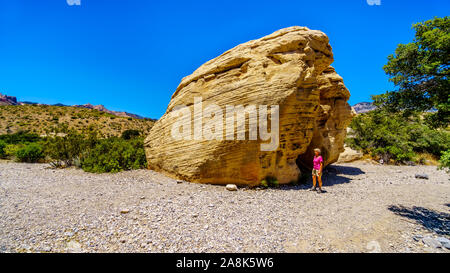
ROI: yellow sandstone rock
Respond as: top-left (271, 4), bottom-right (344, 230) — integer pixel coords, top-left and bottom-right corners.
top-left (145, 26), bottom-right (353, 186)
top-left (336, 145), bottom-right (363, 163)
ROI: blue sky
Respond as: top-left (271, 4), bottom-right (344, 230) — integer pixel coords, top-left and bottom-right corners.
top-left (0, 0), bottom-right (448, 118)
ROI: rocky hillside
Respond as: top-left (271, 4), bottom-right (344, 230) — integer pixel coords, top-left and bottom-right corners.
top-left (0, 92), bottom-right (148, 119)
top-left (73, 103), bottom-right (145, 119)
top-left (0, 104), bottom-right (155, 137)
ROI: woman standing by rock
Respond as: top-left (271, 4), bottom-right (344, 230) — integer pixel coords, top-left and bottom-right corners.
top-left (310, 148), bottom-right (324, 193)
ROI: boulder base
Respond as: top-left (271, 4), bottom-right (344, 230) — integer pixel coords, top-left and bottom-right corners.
top-left (337, 145), bottom-right (363, 163)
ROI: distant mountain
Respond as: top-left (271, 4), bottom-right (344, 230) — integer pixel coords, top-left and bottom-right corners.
top-left (0, 93), bottom-right (18, 106)
top-left (52, 103), bottom-right (68, 107)
top-left (352, 102), bottom-right (377, 114)
top-left (74, 103), bottom-right (146, 120)
top-left (0, 92), bottom-right (154, 120)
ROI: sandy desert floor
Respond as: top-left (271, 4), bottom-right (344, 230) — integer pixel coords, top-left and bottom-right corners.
top-left (0, 161), bottom-right (449, 253)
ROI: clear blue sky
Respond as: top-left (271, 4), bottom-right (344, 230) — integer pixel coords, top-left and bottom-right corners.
top-left (0, 0), bottom-right (448, 119)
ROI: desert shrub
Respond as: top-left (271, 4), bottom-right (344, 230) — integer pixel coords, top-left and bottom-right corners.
top-left (0, 131), bottom-right (41, 144)
top-left (0, 131), bottom-right (42, 160)
top-left (121, 129), bottom-right (141, 140)
top-left (0, 140), bottom-right (6, 158)
top-left (0, 125), bottom-right (148, 172)
top-left (44, 133), bottom-right (86, 167)
top-left (439, 150), bottom-right (450, 172)
top-left (260, 176), bottom-right (279, 188)
top-left (15, 143), bottom-right (44, 163)
top-left (43, 125), bottom-right (99, 167)
top-left (81, 137), bottom-right (146, 173)
top-left (347, 109), bottom-right (450, 163)
top-left (4, 144), bottom-right (23, 158)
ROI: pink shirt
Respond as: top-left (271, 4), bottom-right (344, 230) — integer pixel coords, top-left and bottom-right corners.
top-left (313, 156), bottom-right (323, 170)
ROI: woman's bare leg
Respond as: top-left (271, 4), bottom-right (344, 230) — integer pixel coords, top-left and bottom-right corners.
top-left (318, 175), bottom-right (323, 190)
top-left (312, 175), bottom-right (317, 189)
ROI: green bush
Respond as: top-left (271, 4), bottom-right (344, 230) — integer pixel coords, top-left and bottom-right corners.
top-left (15, 143), bottom-right (44, 163)
top-left (260, 176), bottom-right (279, 188)
top-left (0, 140), bottom-right (6, 158)
top-left (81, 137), bottom-right (146, 173)
top-left (0, 131), bottom-right (41, 144)
top-left (121, 129), bottom-right (141, 140)
top-left (0, 126), bottom-right (148, 173)
top-left (347, 109), bottom-right (450, 163)
top-left (439, 150), bottom-right (450, 172)
top-left (4, 144), bottom-right (22, 158)
top-left (43, 125), bottom-right (98, 167)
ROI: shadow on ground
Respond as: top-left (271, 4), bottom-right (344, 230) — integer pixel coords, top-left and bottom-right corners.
top-left (278, 165), bottom-right (365, 191)
top-left (320, 165), bottom-right (365, 187)
top-left (328, 165), bottom-right (366, 176)
top-left (388, 205), bottom-right (450, 236)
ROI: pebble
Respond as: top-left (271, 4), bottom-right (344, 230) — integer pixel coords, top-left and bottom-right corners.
top-left (66, 240), bottom-right (82, 253)
top-left (436, 237), bottom-right (450, 249)
top-left (0, 162), bottom-right (448, 253)
top-left (226, 184), bottom-right (238, 191)
top-left (422, 237), bottom-right (442, 248)
top-left (42, 246), bottom-right (52, 252)
top-left (415, 174), bottom-right (429, 180)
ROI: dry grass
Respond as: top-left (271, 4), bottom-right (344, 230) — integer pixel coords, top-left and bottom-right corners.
top-left (0, 105), bottom-right (155, 137)
top-left (416, 153), bottom-right (440, 166)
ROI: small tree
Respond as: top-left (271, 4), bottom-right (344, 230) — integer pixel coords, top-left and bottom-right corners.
top-left (373, 16), bottom-right (449, 128)
top-left (439, 150), bottom-right (450, 172)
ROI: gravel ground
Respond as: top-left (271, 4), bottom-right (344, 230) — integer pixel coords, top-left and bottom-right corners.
top-left (0, 161), bottom-right (449, 253)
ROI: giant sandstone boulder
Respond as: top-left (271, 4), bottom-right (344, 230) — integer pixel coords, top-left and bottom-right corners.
top-left (145, 26), bottom-right (354, 186)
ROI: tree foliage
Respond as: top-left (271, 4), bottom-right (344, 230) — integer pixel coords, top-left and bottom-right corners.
top-left (373, 16), bottom-right (449, 128)
top-left (81, 137), bottom-right (147, 173)
top-left (346, 109), bottom-right (450, 163)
